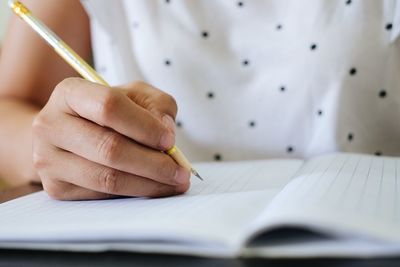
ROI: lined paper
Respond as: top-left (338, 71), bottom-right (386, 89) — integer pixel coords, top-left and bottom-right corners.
top-left (258, 154), bottom-right (400, 242)
top-left (0, 159), bottom-right (302, 253)
top-left (188, 159), bottom-right (303, 195)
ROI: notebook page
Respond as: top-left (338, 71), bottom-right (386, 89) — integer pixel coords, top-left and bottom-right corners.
top-left (0, 159), bottom-right (302, 254)
top-left (249, 153), bottom-right (400, 242)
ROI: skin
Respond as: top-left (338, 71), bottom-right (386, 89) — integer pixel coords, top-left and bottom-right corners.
top-left (0, 0), bottom-right (190, 200)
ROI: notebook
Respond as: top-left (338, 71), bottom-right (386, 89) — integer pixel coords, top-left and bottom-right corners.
top-left (0, 153), bottom-right (399, 258)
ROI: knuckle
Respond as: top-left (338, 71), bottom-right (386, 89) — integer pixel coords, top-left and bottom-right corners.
top-left (32, 151), bottom-right (48, 170)
top-left (54, 77), bottom-right (80, 96)
top-left (97, 131), bottom-right (123, 164)
top-left (131, 80), bottom-right (148, 89)
top-left (46, 189), bottom-right (65, 200)
top-left (32, 113), bottom-right (50, 137)
top-left (42, 179), bottom-right (66, 200)
top-left (98, 168), bottom-right (120, 194)
top-left (158, 93), bottom-right (178, 114)
top-left (53, 79), bottom-right (67, 96)
top-left (97, 90), bottom-right (121, 123)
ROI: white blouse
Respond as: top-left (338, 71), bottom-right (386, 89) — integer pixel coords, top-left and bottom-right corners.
top-left (81, 0), bottom-right (400, 162)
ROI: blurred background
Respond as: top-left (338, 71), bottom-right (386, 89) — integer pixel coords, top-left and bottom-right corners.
top-left (0, 0), bottom-right (11, 46)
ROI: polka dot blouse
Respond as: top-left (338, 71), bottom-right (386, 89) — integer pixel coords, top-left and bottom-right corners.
top-left (81, 0), bottom-right (400, 162)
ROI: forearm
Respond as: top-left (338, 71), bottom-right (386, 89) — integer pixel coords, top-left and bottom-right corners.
top-left (0, 0), bottom-right (91, 187)
top-left (0, 98), bottom-right (39, 186)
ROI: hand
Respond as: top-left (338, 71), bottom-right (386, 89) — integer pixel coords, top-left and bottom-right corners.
top-left (32, 78), bottom-right (190, 200)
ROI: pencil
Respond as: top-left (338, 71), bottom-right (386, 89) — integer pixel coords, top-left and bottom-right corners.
top-left (8, 0), bottom-right (203, 181)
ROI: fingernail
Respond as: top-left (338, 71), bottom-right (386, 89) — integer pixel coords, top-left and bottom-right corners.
top-left (162, 114), bottom-right (176, 135)
top-left (160, 131), bottom-right (175, 150)
top-left (175, 167), bottom-right (190, 184)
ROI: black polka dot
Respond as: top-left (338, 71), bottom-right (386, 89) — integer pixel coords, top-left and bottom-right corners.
top-left (287, 146), bottom-right (294, 153)
top-left (375, 151), bottom-right (382, 156)
top-left (248, 120), bottom-right (256, 128)
top-left (214, 154), bottom-right (222, 161)
top-left (347, 133), bottom-right (354, 142)
top-left (386, 23), bottom-right (393, 31)
top-left (176, 121), bottom-right (183, 128)
top-left (201, 31), bottom-right (209, 38)
top-left (345, 0), bottom-right (352, 5)
top-left (242, 59), bottom-right (250, 66)
top-left (280, 86), bottom-right (286, 92)
top-left (164, 59), bottom-right (172, 66)
top-left (317, 109), bottom-right (323, 116)
top-left (207, 91), bottom-right (214, 99)
top-left (349, 68), bottom-right (357, 76)
top-left (237, 1), bottom-right (244, 7)
top-left (276, 24), bottom-right (283, 30)
top-left (310, 43), bottom-right (317, 50)
top-left (379, 90), bottom-right (387, 98)
top-left (165, 0), bottom-right (171, 3)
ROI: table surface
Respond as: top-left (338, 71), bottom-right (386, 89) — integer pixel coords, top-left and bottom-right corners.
top-left (1, 184), bottom-right (399, 267)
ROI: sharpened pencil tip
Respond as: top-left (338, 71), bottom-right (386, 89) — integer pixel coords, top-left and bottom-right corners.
top-left (191, 168), bottom-right (204, 181)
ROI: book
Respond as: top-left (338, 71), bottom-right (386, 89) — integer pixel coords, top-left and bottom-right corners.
top-left (0, 153), bottom-right (399, 258)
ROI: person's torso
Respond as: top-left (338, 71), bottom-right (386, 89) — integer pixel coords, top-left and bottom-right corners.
top-left (82, 0), bottom-right (400, 162)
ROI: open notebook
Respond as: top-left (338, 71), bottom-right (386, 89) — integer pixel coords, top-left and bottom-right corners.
top-left (0, 153), bottom-right (399, 258)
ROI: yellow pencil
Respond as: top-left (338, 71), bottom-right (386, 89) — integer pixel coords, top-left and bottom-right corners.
top-left (8, 0), bottom-right (203, 181)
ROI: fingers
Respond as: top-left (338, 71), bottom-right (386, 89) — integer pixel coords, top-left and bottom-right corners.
top-left (55, 78), bottom-right (174, 150)
top-left (33, 111), bottom-right (190, 186)
top-left (123, 81), bottom-right (178, 134)
top-left (41, 179), bottom-right (113, 201)
top-left (37, 147), bottom-right (190, 199)
top-left (122, 81), bottom-right (178, 121)
top-left (33, 78), bottom-right (187, 201)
